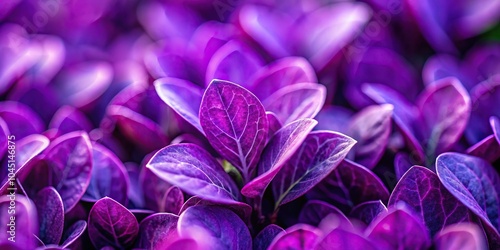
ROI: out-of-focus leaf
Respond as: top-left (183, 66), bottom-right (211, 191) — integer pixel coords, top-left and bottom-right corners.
top-left (253, 224), bottom-right (284, 250)
top-left (268, 224), bottom-right (322, 250)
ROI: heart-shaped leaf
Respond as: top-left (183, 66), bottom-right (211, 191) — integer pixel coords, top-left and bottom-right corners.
top-left (263, 83), bottom-right (326, 125)
top-left (272, 131), bottom-right (356, 207)
top-left (34, 187), bottom-right (64, 245)
top-left (307, 159), bottom-right (389, 213)
top-left (178, 205), bottom-right (252, 250)
top-left (389, 166), bottom-right (475, 237)
top-left (154, 77), bottom-right (204, 133)
top-left (88, 197), bottom-right (139, 249)
top-left (242, 118), bottom-right (317, 198)
top-left (147, 143), bottom-right (241, 204)
top-left (200, 79), bottom-right (268, 182)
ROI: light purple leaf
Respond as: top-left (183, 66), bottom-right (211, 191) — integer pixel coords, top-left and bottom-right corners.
top-left (417, 77), bottom-right (471, 156)
top-left (491, 116), bottom-right (500, 144)
top-left (0, 101), bottom-right (44, 139)
top-left (436, 153), bottom-right (500, 231)
top-left (347, 104), bottom-right (393, 169)
top-left (268, 224), bottom-right (322, 250)
top-left (146, 143), bottom-right (241, 204)
top-left (82, 143), bottom-right (129, 205)
top-left (434, 223), bottom-right (487, 250)
top-left (34, 187), bottom-right (64, 245)
top-left (0, 195), bottom-right (37, 249)
top-left (298, 200), bottom-right (352, 229)
top-left (154, 77), bottom-right (204, 134)
top-left (366, 206), bottom-right (431, 250)
top-left (43, 131), bottom-right (93, 212)
top-left (88, 197), bottom-right (139, 249)
top-left (178, 206), bottom-right (252, 250)
top-left (178, 196), bottom-right (252, 222)
top-left (266, 112), bottom-right (282, 141)
top-left (349, 200), bottom-right (387, 225)
top-left (314, 106), bottom-right (353, 134)
top-left (159, 186), bottom-right (184, 214)
top-left (466, 134), bottom-right (500, 163)
top-left (199, 79), bottom-right (268, 182)
top-left (307, 159), bottom-right (389, 213)
top-left (467, 79), bottom-right (500, 144)
top-left (263, 83), bottom-right (326, 125)
top-left (242, 118), bottom-right (317, 198)
top-left (253, 224), bottom-right (284, 250)
top-left (249, 57), bottom-right (317, 101)
top-left (388, 166), bottom-right (475, 236)
top-left (315, 228), bottom-right (376, 250)
top-left (0, 117), bottom-right (9, 159)
top-left (205, 40), bottom-right (264, 88)
top-left (272, 131), bottom-right (356, 207)
top-left (136, 213), bottom-right (179, 249)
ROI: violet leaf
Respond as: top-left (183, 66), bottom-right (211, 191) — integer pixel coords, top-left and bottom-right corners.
top-left (136, 213), bottom-right (179, 249)
top-left (268, 224), bottom-right (322, 250)
top-left (298, 200), bottom-right (352, 229)
top-left (253, 224), bottom-right (284, 250)
top-left (315, 227), bottom-right (377, 250)
top-left (434, 223), bottom-right (487, 250)
top-left (34, 187), bottom-right (64, 245)
top-left (349, 200), bottom-right (388, 225)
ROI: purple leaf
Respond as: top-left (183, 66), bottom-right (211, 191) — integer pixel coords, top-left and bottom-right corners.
top-left (314, 106), bottom-right (353, 134)
top-left (263, 83), bottom-right (326, 125)
top-left (347, 104), bottom-right (393, 169)
top-left (242, 118), bottom-right (317, 198)
top-left (48, 106), bottom-right (93, 136)
top-left (146, 143), bottom-right (241, 204)
top-left (266, 112), bottom-right (283, 140)
top-left (394, 152), bottom-right (415, 180)
top-left (88, 197), bottom-right (139, 249)
top-left (179, 196), bottom-right (252, 222)
top-left (417, 77), bottom-right (471, 156)
top-left (366, 206), bottom-right (431, 250)
top-left (178, 206), bottom-right (252, 250)
top-left (436, 153), bottom-right (500, 231)
top-left (491, 116), bottom-right (500, 144)
top-left (434, 223), bottom-right (487, 250)
top-left (60, 220), bottom-right (87, 249)
top-left (205, 40), bottom-right (264, 88)
top-left (0, 195), bottom-right (37, 249)
top-left (307, 159), bottom-right (389, 213)
top-left (298, 200), bottom-right (352, 229)
top-left (154, 77), bottom-right (204, 134)
top-left (349, 200), bottom-right (388, 225)
top-left (467, 80), bottom-right (500, 144)
top-left (140, 162), bottom-right (173, 212)
top-left (43, 131), bottom-right (93, 212)
top-left (253, 224), bottom-right (284, 250)
top-left (199, 80), bottom-right (268, 182)
top-left (34, 187), bottom-right (64, 245)
top-left (466, 134), bottom-right (500, 163)
top-left (136, 213), bottom-right (179, 249)
top-left (159, 186), bottom-right (184, 214)
top-left (165, 238), bottom-right (198, 250)
top-left (0, 134), bottom-right (49, 193)
top-left (295, 2), bottom-right (371, 70)
top-left (82, 143), bottom-right (129, 205)
top-left (249, 57), bottom-right (317, 101)
top-left (272, 131), bottom-right (356, 207)
top-left (388, 166), bottom-right (475, 236)
top-left (315, 228), bottom-right (376, 250)
top-left (0, 101), bottom-right (44, 139)
top-left (0, 118), bottom-right (8, 159)
top-left (268, 224), bottom-right (322, 250)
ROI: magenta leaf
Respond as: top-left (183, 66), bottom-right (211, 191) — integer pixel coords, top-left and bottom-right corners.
top-left (136, 213), bottom-right (179, 249)
top-left (49, 106), bottom-right (93, 136)
top-left (347, 104), bottom-right (393, 169)
top-left (0, 195), bottom-right (38, 249)
top-left (43, 131), bottom-right (93, 212)
top-left (34, 187), bottom-right (64, 245)
top-left (263, 83), bottom-right (326, 125)
top-left (178, 206), bottom-right (251, 250)
top-left (200, 79), bottom-right (268, 182)
top-left (436, 153), bottom-right (500, 231)
top-left (307, 159), bottom-right (389, 213)
top-left (242, 118), bottom-right (317, 198)
top-left (159, 186), bottom-right (184, 214)
top-left (272, 131), bottom-right (356, 207)
top-left (146, 143), bottom-right (241, 205)
top-left (268, 224), bottom-right (322, 250)
top-left (434, 223), bottom-right (487, 250)
top-left (253, 224), bottom-right (284, 250)
top-left (154, 77), bottom-right (204, 133)
top-left (315, 228), bottom-right (376, 250)
top-left (366, 206), bottom-right (431, 250)
top-left (88, 197), bottom-right (139, 249)
top-left (266, 112), bottom-right (283, 141)
top-left (388, 166), bottom-right (475, 236)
